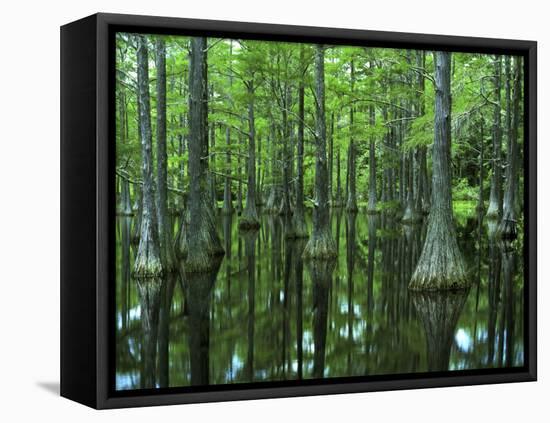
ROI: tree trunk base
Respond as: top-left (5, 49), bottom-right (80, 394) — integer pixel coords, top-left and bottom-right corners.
top-left (238, 216), bottom-right (260, 230)
top-left (221, 205), bottom-right (233, 215)
top-left (185, 203), bottom-right (225, 271)
top-left (475, 203), bottom-right (485, 215)
top-left (117, 210), bottom-right (134, 217)
top-left (366, 205), bottom-right (378, 215)
top-left (133, 255), bottom-right (164, 278)
top-left (303, 233), bottom-right (337, 259)
top-left (162, 245), bottom-right (178, 273)
top-left (401, 206), bottom-right (422, 224)
top-left (291, 215), bottom-right (309, 239)
top-left (409, 211), bottom-right (469, 291)
top-left (264, 187), bottom-right (280, 214)
top-left (175, 210), bottom-right (189, 259)
top-left (497, 218), bottom-right (518, 241)
top-left (184, 253), bottom-right (223, 273)
top-left (485, 204), bottom-right (500, 220)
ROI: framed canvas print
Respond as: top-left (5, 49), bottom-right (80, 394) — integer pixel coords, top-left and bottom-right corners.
top-left (60, 13), bottom-right (537, 409)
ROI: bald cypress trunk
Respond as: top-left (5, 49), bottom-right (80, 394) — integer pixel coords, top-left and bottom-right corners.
top-left (498, 57), bottom-right (522, 240)
top-left (402, 52), bottom-right (417, 223)
top-left (209, 120), bottom-right (217, 211)
top-left (155, 38), bottom-right (177, 272)
top-left (177, 79), bottom-right (187, 213)
top-left (486, 56), bottom-right (503, 219)
top-left (222, 42), bottom-right (234, 215)
top-left (222, 125), bottom-right (233, 215)
top-left (292, 46), bottom-right (308, 238)
top-left (118, 177), bottom-right (133, 216)
top-left (131, 189), bottom-right (142, 245)
top-left (257, 134), bottom-right (263, 207)
top-left (239, 81), bottom-right (260, 230)
top-left (402, 148), bottom-right (418, 223)
top-left (280, 86), bottom-right (293, 220)
top-left (367, 105), bottom-right (378, 214)
top-left (333, 147), bottom-right (343, 207)
top-left (186, 37), bottom-right (224, 272)
top-left (236, 131), bottom-right (244, 213)
top-left (329, 112), bottom-right (334, 205)
top-left (477, 119), bottom-right (486, 213)
top-left (303, 45), bottom-right (337, 259)
top-left (133, 35), bottom-right (163, 278)
top-left (346, 60), bottom-right (358, 214)
top-left (415, 51), bottom-right (430, 215)
top-left (409, 51), bottom-right (467, 290)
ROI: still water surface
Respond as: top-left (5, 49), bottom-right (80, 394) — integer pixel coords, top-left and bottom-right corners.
top-left (115, 211), bottom-right (524, 390)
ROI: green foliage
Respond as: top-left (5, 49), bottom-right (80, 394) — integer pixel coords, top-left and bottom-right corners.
top-left (114, 33), bottom-right (524, 240)
top-left (452, 178), bottom-right (479, 201)
top-left (114, 33), bottom-right (526, 389)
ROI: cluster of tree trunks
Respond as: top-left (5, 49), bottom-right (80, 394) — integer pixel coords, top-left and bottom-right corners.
top-left (125, 35), bottom-right (522, 290)
top-left (115, 35), bottom-right (525, 392)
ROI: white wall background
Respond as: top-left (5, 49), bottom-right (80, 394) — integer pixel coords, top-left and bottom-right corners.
top-left (0, 0), bottom-right (546, 420)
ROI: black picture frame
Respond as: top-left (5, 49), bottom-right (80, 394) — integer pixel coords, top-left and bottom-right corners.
top-left (60, 12), bottom-right (537, 409)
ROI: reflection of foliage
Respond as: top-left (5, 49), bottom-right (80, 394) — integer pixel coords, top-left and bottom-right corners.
top-left (115, 211), bottom-right (524, 389)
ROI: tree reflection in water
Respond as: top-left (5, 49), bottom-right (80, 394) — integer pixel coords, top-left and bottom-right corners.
top-left (115, 212), bottom-right (525, 390)
top-left (183, 258), bottom-right (222, 386)
top-left (136, 277), bottom-right (162, 389)
top-left (309, 258), bottom-right (336, 379)
top-left (411, 289), bottom-right (469, 372)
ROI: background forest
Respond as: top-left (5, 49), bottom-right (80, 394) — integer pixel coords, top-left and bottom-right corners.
top-left (115, 33), bottom-right (525, 390)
